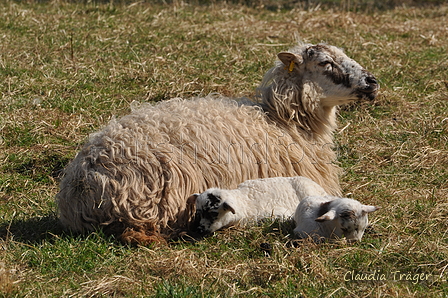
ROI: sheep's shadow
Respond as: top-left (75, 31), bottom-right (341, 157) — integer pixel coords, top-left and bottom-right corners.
top-left (0, 214), bottom-right (128, 247)
top-left (0, 214), bottom-right (209, 247)
top-left (0, 213), bottom-right (67, 244)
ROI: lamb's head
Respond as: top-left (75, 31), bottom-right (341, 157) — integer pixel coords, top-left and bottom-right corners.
top-left (187, 189), bottom-right (237, 236)
top-left (277, 43), bottom-right (379, 107)
top-left (316, 198), bottom-right (379, 242)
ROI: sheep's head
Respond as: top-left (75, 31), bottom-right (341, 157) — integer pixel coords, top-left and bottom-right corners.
top-left (315, 198), bottom-right (379, 242)
top-left (277, 43), bottom-right (379, 107)
top-left (187, 189), bottom-right (236, 236)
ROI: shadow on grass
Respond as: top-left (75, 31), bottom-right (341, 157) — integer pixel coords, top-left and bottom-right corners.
top-left (0, 213), bottom-right (192, 247)
top-left (0, 213), bottom-right (70, 245)
top-left (0, 212), bottom-right (197, 248)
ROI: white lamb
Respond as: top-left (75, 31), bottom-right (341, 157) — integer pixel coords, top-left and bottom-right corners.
top-left (188, 176), bottom-right (327, 235)
top-left (293, 196), bottom-right (379, 242)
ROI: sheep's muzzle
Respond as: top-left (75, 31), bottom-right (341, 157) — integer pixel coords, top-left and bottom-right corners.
top-left (356, 73), bottom-right (379, 101)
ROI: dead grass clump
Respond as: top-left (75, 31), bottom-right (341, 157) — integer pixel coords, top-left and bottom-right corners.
top-left (0, 262), bottom-right (16, 296)
top-left (70, 275), bottom-right (138, 298)
top-left (133, 246), bottom-right (204, 282)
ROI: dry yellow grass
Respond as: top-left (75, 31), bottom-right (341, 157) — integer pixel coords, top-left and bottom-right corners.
top-left (0, 1), bottom-right (447, 297)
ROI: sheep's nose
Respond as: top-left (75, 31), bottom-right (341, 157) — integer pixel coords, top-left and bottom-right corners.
top-left (363, 75), bottom-right (379, 92)
top-left (357, 73), bottom-right (379, 101)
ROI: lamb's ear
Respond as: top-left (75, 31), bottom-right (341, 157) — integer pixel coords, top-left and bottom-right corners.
top-left (221, 202), bottom-right (236, 214)
top-left (362, 205), bottom-right (380, 214)
top-left (315, 209), bottom-right (337, 222)
top-left (278, 52), bottom-right (303, 71)
top-left (187, 194), bottom-right (199, 206)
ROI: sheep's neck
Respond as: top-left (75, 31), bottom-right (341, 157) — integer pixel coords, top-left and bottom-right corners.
top-left (264, 103), bottom-right (337, 145)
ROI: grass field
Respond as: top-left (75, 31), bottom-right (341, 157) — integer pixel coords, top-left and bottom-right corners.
top-left (0, 0), bottom-right (447, 297)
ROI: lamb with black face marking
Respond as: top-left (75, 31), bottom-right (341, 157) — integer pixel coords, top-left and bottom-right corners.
top-left (188, 176), bottom-right (328, 235)
top-left (293, 196), bottom-right (379, 242)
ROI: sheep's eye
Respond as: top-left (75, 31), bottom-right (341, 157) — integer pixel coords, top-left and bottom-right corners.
top-left (318, 61), bottom-right (332, 67)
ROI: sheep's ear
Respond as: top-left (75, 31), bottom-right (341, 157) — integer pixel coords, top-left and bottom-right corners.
top-left (362, 205), bottom-right (380, 214)
top-left (278, 52), bottom-right (303, 71)
top-left (221, 202), bottom-right (236, 214)
top-left (187, 194), bottom-right (199, 206)
top-left (315, 209), bottom-right (337, 222)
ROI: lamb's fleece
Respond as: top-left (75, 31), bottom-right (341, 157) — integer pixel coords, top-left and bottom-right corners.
top-left (190, 176), bottom-right (328, 235)
top-left (293, 195), bottom-right (379, 242)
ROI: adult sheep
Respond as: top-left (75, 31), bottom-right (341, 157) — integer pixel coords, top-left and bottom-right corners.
top-left (56, 43), bottom-right (379, 244)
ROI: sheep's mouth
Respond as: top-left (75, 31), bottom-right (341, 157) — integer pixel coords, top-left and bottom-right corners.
top-left (354, 85), bottom-right (379, 101)
top-left (354, 75), bottom-right (380, 101)
top-left (187, 220), bottom-right (212, 239)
